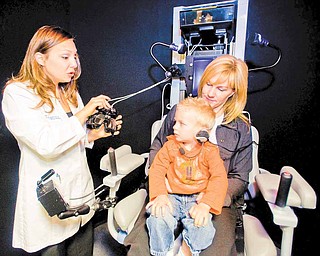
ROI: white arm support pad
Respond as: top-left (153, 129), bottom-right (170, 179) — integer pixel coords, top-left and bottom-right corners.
top-left (280, 166), bottom-right (317, 209)
top-left (243, 214), bottom-right (277, 256)
top-left (256, 168), bottom-right (299, 228)
top-left (255, 166), bottom-right (317, 209)
top-left (100, 145), bottom-right (145, 175)
top-left (114, 189), bottom-right (147, 231)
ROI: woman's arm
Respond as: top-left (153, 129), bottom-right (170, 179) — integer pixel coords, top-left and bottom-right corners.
top-left (2, 84), bottom-right (86, 158)
top-left (221, 120), bottom-right (253, 206)
top-left (149, 105), bottom-right (177, 165)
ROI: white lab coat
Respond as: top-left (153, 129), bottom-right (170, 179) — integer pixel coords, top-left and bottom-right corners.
top-left (2, 82), bottom-right (95, 252)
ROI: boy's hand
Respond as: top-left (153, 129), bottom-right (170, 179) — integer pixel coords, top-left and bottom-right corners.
top-left (189, 202), bottom-right (211, 227)
top-left (146, 194), bottom-right (173, 218)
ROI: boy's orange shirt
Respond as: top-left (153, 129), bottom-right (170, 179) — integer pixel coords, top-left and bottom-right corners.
top-left (149, 135), bottom-right (228, 215)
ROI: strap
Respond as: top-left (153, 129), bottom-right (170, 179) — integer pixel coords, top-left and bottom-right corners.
top-left (234, 197), bottom-right (245, 255)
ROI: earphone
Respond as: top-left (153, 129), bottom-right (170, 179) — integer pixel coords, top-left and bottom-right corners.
top-left (195, 130), bottom-right (210, 143)
top-left (178, 129), bottom-right (210, 156)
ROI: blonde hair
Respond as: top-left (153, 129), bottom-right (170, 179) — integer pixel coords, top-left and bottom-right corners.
top-left (177, 97), bottom-right (215, 130)
top-left (197, 54), bottom-right (249, 125)
top-left (3, 25), bottom-right (81, 112)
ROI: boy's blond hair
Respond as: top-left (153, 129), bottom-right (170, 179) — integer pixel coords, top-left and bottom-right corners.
top-left (177, 97), bottom-right (215, 130)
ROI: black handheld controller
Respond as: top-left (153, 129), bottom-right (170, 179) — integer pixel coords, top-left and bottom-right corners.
top-left (275, 171), bottom-right (293, 207)
top-left (86, 107), bottom-right (118, 134)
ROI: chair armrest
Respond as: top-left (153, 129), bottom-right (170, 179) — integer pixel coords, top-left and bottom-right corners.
top-left (245, 168), bottom-right (271, 200)
top-left (255, 166), bottom-right (317, 209)
top-left (243, 214), bottom-right (277, 256)
top-left (100, 145), bottom-right (145, 175)
top-left (267, 202), bottom-right (298, 227)
top-left (280, 166), bottom-right (317, 209)
top-left (114, 189), bottom-right (147, 231)
top-left (254, 172), bottom-right (298, 231)
top-left (255, 173), bottom-right (301, 208)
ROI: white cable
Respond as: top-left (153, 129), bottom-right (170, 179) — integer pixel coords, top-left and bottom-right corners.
top-left (149, 42), bottom-right (169, 72)
top-left (109, 77), bottom-right (171, 107)
top-left (189, 38), bottom-right (202, 56)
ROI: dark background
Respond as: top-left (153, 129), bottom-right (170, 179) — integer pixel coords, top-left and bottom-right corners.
top-left (0, 0), bottom-right (319, 255)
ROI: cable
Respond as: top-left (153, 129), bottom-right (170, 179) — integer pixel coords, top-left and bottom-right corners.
top-left (109, 41), bottom-right (186, 107)
top-left (249, 45), bottom-right (282, 72)
top-left (69, 183), bottom-right (106, 201)
top-left (217, 140), bottom-right (258, 153)
top-left (248, 32), bottom-right (282, 71)
top-left (149, 41), bottom-right (186, 79)
top-left (189, 39), bottom-right (203, 56)
top-left (109, 77), bottom-right (171, 107)
top-left (150, 42), bottom-right (168, 72)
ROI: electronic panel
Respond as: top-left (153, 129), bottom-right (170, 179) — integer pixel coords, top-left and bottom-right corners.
top-left (170, 0), bottom-right (249, 105)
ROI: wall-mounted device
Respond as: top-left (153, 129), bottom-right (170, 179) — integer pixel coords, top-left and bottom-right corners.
top-left (170, 0), bottom-right (249, 106)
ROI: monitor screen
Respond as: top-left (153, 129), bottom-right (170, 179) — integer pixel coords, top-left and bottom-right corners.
top-left (191, 55), bottom-right (219, 96)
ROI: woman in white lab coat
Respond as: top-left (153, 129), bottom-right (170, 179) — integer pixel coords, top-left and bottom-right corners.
top-left (1, 25), bottom-right (122, 255)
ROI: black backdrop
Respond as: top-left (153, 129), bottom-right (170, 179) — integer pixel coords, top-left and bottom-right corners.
top-left (0, 0), bottom-right (319, 255)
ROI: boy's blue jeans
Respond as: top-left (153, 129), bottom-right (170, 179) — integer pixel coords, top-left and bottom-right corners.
top-left (146, 194), bottom-right (215, 256)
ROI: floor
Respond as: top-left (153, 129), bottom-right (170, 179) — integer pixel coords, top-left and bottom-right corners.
top-left (93, 222), bottom-right (127, 256)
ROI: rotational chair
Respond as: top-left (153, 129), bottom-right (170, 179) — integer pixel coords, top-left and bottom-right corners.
top-left (99, 119), bottom-right (317, 256)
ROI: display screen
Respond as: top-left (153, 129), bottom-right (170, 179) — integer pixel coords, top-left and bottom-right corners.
top-left (191, 55), bottom-right (219, 96)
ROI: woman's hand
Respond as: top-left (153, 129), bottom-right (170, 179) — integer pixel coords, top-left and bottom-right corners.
top-left (75, 95), bottom-right (111, 125)
top-left (146, 194), bottom-right (173, 218)
top-left (87, 115), bottom-right (122, 142)
top-left (189, 202), bottom-right (211, 227)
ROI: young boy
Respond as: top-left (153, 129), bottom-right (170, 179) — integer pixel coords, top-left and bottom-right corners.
top-left (146, 97), bottom-right (228, 256)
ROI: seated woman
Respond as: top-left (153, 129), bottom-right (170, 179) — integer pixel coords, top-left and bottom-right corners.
top-left (124, 54), bottom-right (252, 256)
